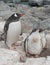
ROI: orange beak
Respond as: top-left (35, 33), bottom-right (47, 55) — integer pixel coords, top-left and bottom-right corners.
top-left (19, 13), bottom-right (24, 17)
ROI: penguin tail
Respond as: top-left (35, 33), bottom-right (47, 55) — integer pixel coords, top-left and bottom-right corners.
top-left (0, 33), bottom-right (5, 41)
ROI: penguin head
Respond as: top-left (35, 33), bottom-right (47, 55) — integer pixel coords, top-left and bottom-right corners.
top-left (7, 13), bottom-right (24, 22)
top-left (14, 13), bottom-right (24, 18)
top-left (39, 29), bottom-right (44, 32)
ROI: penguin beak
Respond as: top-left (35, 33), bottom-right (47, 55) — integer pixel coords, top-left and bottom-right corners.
top-left (19, 13), bottom-right (24, 17)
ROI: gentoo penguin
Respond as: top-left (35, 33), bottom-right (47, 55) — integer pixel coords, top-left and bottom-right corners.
top-left (3, 13), bottom-right (24, 49)
top-left (24, 29), bottom-right (46, 57)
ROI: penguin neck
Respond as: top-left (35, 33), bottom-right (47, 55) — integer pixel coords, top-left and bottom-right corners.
top-left (7, 18), bottom-right (19, 23)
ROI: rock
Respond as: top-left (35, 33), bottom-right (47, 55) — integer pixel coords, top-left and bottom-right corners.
top-left (40, 19), bottom-right (50, 30)
top-left (24, 57), bottom-right (46, 65)
top-left (19, 33), bottom-right (29, 41)
top-left (46, 61), bottom-right (50, 65)
top-left (46, 56), bottom-right (50, 65)
top-left (29, 7), bottom-right (48, 20)
top-left (43, 5), bottom-right (50, 18)
top-left (15, 4), bottom-right (30, 14)
top-left (27, 7), bottom-right (50, 30)
top-left (13, 0), bottom-right (21, 3)
top-left (44, 0), bottom-right (50, 5)
top-left (0, 1), bottom-right (10, 11)
top-left (0, 48), bottom-right (20, 65)
top-left (14, 62), bottom-right (24, 65)
top-left (0, 1), bottom-right (15, 20)
top-left (0, 10), bottom-right (15, 20)
top-left (20, 52), bottom-right (27, 62)
top-left (0, 17), bottom-right (2, 20)
top-left (20, 15), bottom-right (40, 33)
top-left (0, 41), bottom-right (7, 48)
top-left (29, 0), bottom-right (44, 6)
top-left (47, 56), bottom-right (50, 60)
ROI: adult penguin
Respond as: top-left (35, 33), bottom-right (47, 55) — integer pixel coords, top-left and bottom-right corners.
top-left (24, 29), bottom-right (46, 58)
top-left (3, 13), bottom-right (24, 48)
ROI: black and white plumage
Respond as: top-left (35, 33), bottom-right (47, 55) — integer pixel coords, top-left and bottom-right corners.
top-left (4, 13), bottom-right (23, 34)
top-left (24, 29), bottom-right (46, 56)
top-left (0, 13), bottom-right (24, 48)
top-left (6, 21), bottom-right (21, 48)
top-left (4, 13), bottom-right (24, 48)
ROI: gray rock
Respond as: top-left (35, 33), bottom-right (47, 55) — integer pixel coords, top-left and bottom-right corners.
top-left (0, 48), bottom-right (20, 65)
top-left (44, 0), bottom-right (50, 5)
top-left (13, 0), bottom-right (21, 3)
top-left (0, 1), bottom-right (15, 20)
top-left (0, 10), bottom-right (15, 20)
top-left (15, 4), bottom-right (30, 14)
top-left (29, 0), bottom-right (44, 6)
top-left (24, 57), bottom-right (46, 65)
top-left (20, 15), bottom-right (40, 33)
top-left (40, 19), bottom-right (50, 30)
top-left (0, 1), bottom-right (10, 11)
top-left (0, 41), bottom-right (7, 48)
top-left (28, 7), bottom-right (48, 21)
top-left (0, 17), bottom-right (2, 21)
top-left (43, 5), bottom-right (50, 17)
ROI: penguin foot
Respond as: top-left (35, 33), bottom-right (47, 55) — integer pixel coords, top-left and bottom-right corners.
top-left (43, 48), bottom-right (47, 50)
top-left (26, 53), bottom-right (31, 57)
top-left (7, 45), bottom-right (16, 50)
top-left (10, 46), bottom-right (17, 50)
top-left (44, 44), bottom-right (47, 50)
top-left (34, 54), bottom-right (39, 58)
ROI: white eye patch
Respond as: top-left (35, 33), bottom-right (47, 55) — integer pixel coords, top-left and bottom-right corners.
top-left (14, 13), bottom-right (18, 17)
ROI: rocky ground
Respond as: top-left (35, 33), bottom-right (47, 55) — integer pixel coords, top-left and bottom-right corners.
top-left (0, 1), bottom-right (50, 65)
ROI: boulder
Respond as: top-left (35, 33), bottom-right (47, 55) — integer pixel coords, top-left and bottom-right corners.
top-left (46, 61), bottom-right (50, 65)
top-left (14, 62), bottom-right (24, 65)
top-left (15, 4), bottom-right (30, 14)
top-left (40, 19), bottom-right (50, 30)
top-left (0, 48), bottom-right (20, 65)
top-left (0, 1), bottom-right (10, 11)
top-left (46, 56), bottom-right (50, 65)
top-left (24, 57), bottom-right (46, 65)
top-left (0, 1), bottom-right (15, 20)
top-left (47, 56), bottom-right (50, 60)
top-left (20, 15), bottom-right (40, 33)
top-left (29, 0), bottom-right (44, 6)
top-left (44, 0), bottom-right (50, 5)
top-left (0, 41), bottom-right (7, 48)
top-left (0, 10), bottom-right (15, 20)
top-left (28, 7), bottom-right (48, 20)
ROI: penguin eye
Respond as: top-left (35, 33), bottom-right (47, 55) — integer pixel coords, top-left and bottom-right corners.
top-left (14, 14), bottom-right (18, 17)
